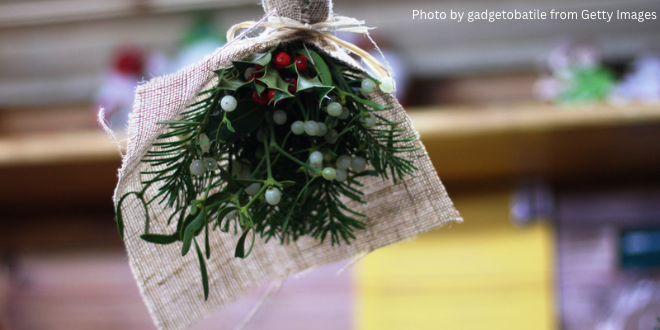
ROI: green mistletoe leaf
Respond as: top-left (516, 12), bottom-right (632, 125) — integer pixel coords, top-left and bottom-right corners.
top-left (181, 210), bottom-right (205, 256)
top-left (194, 239), bottom-right (210, 300)
top-left (234, 226), bottom-right (255, 259)
top-left (298, 49), bottom-right (332, 86)
top-left (141, 233), bottom-right (179, 245)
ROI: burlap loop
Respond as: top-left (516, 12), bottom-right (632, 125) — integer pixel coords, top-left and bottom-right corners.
top-left (113, 1), bottom-right (462, 329)
top-left (263, 0), bottom-right (331, 24)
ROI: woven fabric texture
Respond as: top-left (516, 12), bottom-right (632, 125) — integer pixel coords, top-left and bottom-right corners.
top-left (263, 0), bottom-right (332, 24)
top-left (114, 1), bottom-right (461, 329)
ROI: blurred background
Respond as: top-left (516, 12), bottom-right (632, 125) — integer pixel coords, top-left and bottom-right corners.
top-left (1, 0), bottom-right (660, 329)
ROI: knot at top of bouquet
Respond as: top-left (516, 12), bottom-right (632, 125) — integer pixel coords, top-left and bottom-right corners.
top-left (263, 0), bottom-right (332, 25)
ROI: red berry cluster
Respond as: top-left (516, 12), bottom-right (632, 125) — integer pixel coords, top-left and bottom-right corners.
top-left (248, 51), bottom-right (310, 106)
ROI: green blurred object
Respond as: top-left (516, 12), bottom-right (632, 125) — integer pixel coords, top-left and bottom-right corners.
top-left (181, 15), bottom-right (226, 47)
top-left (171, 14), bottom-right (227, 71)
top-left (559, 66), bottom-right (616, 103)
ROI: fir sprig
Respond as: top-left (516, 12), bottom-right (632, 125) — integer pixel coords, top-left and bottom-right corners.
top-left (116, 41), bottom-right (417, 300)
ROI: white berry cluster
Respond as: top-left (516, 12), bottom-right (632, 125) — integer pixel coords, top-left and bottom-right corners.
top-left (307, 151), bottom-right (367, 182)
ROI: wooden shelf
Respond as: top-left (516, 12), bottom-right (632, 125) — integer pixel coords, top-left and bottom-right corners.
top-left (1, 102), bottom-right (660, 205)
top-left (0, 130), bottom-right (123, 166)
top-left (412, 102), bottom-right (660, 138)
top-left (413, 102), bottom-right (660, 184)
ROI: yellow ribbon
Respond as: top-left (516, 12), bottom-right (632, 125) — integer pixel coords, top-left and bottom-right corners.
top-left (227, 14), bottom-right (392, 81)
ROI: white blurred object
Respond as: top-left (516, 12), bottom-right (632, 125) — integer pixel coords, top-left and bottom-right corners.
top-left (547, 40), bottom-right (602, 79)
top-left (533, 76), bottom-right (568, 102)
top-left (611, 53), bottom-right (660, 104)
top-left (596, 280), bottom-right (660, 330)
top-left (95, 46), bottom-right (145, 131)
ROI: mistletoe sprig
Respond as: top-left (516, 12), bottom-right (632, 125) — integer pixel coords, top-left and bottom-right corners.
top-left (116, 41), bottom-right (417, 299)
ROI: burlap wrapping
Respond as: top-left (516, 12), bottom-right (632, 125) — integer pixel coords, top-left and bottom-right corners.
top-left (114, 1), bottom-right (462, 329)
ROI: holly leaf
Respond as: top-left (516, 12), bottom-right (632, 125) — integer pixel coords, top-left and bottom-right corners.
top-left (256, 66), bottom-right (294, 95)
top-left (219, 76), bottom-right (249, 92)
top-left (232, 52), bottom-right (272, 73)
top-left (296, 74), bottom-right (333, 103)
top-left (245, 52), bottom-right (273, 66)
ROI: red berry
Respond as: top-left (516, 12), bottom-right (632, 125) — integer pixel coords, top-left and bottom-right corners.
top-left (252, 90), bottom-right (268, 106)
top-left (115, 47), bottom-right (144, 76)
top-left (255, 64), bottom-right (264, 71)
top-left (294, 55), bottom-right (309, 72)
top-left (273, 52), bottom-right (291, 70)
top-left (267, 89), bottom-right (278, 104)
top-left (247, 72), bottom-right (256, 81)
top-left (284, 75), bottom-right (298, 93)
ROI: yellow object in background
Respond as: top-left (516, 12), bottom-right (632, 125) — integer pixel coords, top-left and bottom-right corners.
top-left (356, 191), bottom-right (556, 330)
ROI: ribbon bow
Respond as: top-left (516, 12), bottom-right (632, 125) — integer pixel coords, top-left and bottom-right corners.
top-left (227, 11), bottom-right (393, 84)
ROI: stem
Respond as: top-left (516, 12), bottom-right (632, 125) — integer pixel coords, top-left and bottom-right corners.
top-left (282, 176), bottom-right (317, 235)
top-left (202, 172), bottom-right (215, 202)
top-left (263, 130), bottom-right (273, 181)
top-left (296, 97), bottom-right (308, 120)
top-left (272, 144), bottom-right (319, 173)
top-left (243, 185), bottom-right (268, 209)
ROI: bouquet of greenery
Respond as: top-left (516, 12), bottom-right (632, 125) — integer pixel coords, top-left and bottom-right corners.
top-left (111, 1), bottom-right (460, 329)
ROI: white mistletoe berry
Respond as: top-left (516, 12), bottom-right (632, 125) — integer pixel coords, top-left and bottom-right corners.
top-left (339, 107), bottom-right (350, 120)
top-left (309, 151), bottom-right (323, 168)
top-left (335, 155), bottom-right (351, 170)
top-left (317, 121), bottom-right (328, 136)
top-left (327, 102), bottom-right (342, 117)
top-left (291, 121), bottom-right (305, 135)
top-left (221, 95), bottom-right (237, 112)
top-left (351, 156), bottom-right (367, 172)
top-left (304, 121), bottom-right (319, 136)
top-left (190, 160), bottom-right (206, 176)
top-left (246, 183), bottom-right (261, 196)
top-left (379, 77), bottom-right (395, 93)
top-left (265, 187), bottom-right (282, 205)
top-left (204, 157), bottom-right (218, 170)
top-left (322, 167), bottom-right (337, 180)
top-left (335, 168), bottom-right (347, 182)
top-left (362, 112), bottom-right (377, 128)
top-left (273, 110), bottom-right (287, 125)
top-left (361, 79), bottom-right (376, 93)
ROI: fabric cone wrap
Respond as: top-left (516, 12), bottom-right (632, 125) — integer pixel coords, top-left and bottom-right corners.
top-left (112, 0), bottom-right (461, 329)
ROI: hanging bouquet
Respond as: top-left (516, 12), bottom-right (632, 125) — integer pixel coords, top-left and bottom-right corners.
top-left (109, 1), bottom-right (460, 329)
